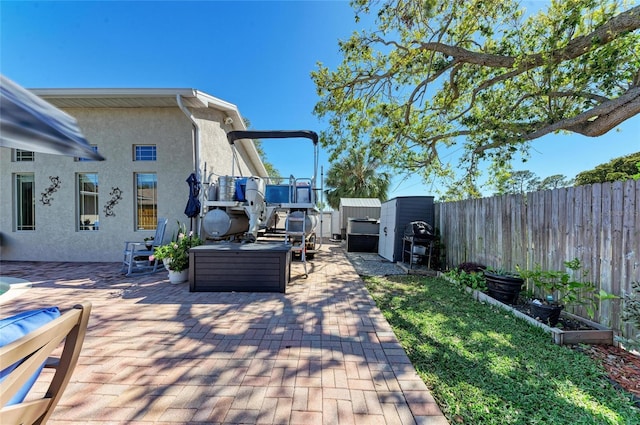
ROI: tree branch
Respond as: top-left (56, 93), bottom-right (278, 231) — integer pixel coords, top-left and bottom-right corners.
top-left (417, 5), bottom-right (640, 70)
top-left (555, 87), bottom-right (640, 137)
top-left (420, 129), bottom-right (474, 145)
top-left (511, 90), bottom-right (610, 110)
top-left (418, 5), bottom-right (640, 116)
top-left (474, 85), bottom-right (640, 153)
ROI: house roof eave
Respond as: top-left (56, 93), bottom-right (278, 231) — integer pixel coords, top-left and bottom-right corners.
top-left (31, 87), bottom-right (268, 177)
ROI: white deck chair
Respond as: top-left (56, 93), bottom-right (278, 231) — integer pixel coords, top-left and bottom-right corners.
top-left (122, 218), bottom-right (168, 276)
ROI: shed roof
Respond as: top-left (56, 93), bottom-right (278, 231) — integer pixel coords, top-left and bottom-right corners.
top-left (339, 198), bottom-right (382, 208)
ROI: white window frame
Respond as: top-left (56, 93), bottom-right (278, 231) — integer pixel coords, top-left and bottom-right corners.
top-left (13, 149), bottom-right (34, 162)
top-left (134, 145), bottom-right (157, 161)
top-left (77, 173), bottom-right (99, 231)
top-left (135, 173), bottom-right (157, 230)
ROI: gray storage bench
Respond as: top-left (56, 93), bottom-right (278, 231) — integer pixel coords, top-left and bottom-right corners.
top-left (189, 243), bottom-right (291, 293)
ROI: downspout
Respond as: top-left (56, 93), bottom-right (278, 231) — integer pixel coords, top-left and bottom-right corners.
top-left (176, 95), bottom-right (201, 234)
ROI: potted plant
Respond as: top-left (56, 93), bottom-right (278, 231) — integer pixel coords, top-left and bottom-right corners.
top-left (483, 267), bottom-right (525, 305)
top-left (151, 223), bottom-right (203, 284)
top-left (518, 258), bottom-right (613, 326)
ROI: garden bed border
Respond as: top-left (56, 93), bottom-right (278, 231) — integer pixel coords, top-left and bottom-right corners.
top-left (439, 273), bottom-right (616, 346)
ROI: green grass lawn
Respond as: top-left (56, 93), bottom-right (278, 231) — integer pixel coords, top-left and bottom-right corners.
top-left (364, 275), bottom-right (639, 425)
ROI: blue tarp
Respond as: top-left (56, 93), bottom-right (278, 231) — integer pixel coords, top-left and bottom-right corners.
top-left (234, 178), bottom-right (248, 202)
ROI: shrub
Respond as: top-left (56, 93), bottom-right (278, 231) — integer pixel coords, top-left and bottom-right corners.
top-left (456, 262), bottom-right (486, 274)
top-left (445, 268), bottom-right (487, 292)
top-left (616, 281), bottom-right (640, 351)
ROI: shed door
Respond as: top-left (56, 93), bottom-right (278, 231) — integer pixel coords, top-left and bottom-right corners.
top-left (378, 200), bottom-right (396, 261)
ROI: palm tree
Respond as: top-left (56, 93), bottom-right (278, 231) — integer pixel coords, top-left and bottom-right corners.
top-left (324, 150), bottom-right (390, 209)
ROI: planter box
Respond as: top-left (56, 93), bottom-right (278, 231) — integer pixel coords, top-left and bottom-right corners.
top-left (440, 273), bottom-right (615, 346)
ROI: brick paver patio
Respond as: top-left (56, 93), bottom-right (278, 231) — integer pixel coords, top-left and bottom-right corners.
top-left (0, 243), bottom-right (448, 424)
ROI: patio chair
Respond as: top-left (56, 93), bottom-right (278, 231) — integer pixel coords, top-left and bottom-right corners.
top-left (0, 302), bottom-right (92, 425)
top-left (122, 217), bottom-right (168, 276)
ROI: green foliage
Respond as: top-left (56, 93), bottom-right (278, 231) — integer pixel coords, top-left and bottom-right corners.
top-left (151, 222), bottom-right (203, 271)
top-left (616, 281), bottom-right (640, 351)
top-left (324, 149), bottom-right (390, 209)
top-left (364, 275), bottom-right (639, 424)
top-left (253, 139), bottom-right (280, 178)
top-left (575, 151), bottom-right (640, 185)
top-left (492, 170), bottom-right (540, 195)
top-left (312, 0), bottom-right (640, 198)
top-left (484, 266), bottom-right (521, 278)
top-left (491, 169), bottom-right (573, 195)
top-left (445, 269), bottom-right (487, 291)
top-left (517, 258), bottom-right (616, 319)
top-left (537, 174), bottom-right (574, 191)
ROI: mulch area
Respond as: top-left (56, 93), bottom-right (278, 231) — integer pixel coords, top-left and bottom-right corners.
top-left (578, 344), bottom-right (640, 404)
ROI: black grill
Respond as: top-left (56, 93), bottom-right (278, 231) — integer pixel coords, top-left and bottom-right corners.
top-left (403, 221), bottom-right (435, 242)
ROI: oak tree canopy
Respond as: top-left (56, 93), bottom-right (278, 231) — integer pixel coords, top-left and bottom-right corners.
top-left (312, 0), bottom-right (640, 198)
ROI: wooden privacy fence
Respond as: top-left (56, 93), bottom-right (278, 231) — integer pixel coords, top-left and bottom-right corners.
top-left (435, 179), bottom-right (640, 339)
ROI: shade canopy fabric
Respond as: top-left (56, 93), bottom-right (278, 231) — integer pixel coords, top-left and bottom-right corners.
top-left (0, 75), bottom-right (105, 161)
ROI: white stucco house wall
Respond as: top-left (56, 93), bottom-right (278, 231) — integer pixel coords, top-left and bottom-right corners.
top-left (0, 88), bottom-right (267, 262)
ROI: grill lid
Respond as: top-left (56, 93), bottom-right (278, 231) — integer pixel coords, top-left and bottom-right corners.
top-left (404, 221), bottom-right (434, 240)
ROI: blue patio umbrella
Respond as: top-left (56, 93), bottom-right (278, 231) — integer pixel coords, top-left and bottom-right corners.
top-left (184, 173), bottom-right (201, 219)
top-left (0, 74), bottom-right (104, 161)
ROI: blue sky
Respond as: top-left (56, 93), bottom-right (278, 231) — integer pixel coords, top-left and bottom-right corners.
top-left (1, 0), bottom-right (639, 200)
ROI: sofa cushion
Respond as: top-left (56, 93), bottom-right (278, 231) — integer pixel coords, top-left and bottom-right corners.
top-left (0, 307), bottom-right (61, 406)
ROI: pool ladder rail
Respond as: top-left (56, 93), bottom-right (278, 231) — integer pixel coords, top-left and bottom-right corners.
top-left (284, 211), bottom-right (308, 279)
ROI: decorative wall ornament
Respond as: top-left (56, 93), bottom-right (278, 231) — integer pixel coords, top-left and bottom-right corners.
top-left (40, 176), bottom-right (61, 206)
top-left (103, 187), bottom-right (123, 217)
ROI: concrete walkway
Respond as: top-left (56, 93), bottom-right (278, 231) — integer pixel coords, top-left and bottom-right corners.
top-left (0, 243), bottom-right (448, 424)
